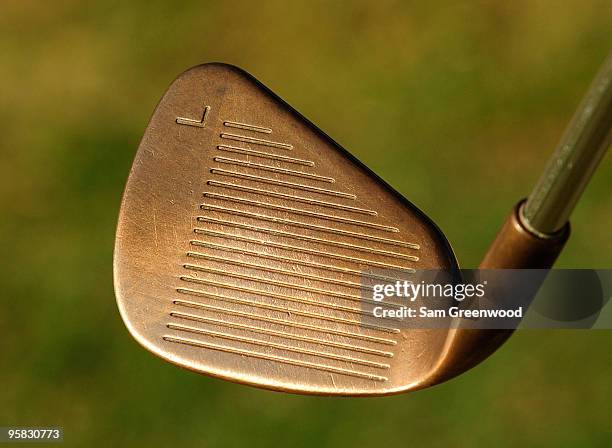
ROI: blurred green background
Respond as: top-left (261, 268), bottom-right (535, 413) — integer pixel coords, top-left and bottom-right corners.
top-left (1, 1), bottom-right (611, 446)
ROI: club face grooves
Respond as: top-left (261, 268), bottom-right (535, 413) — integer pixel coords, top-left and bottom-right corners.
top-left (114, 63), bottom-right (459, 395)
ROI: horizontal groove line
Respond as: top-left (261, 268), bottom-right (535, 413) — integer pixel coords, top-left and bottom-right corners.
top-left (179, 275), bottom-right (401, 324)
top-left (184, 263), bottom-right (366, 298)
top-left (175, 289), bottom-right (400, 334)
top-left (192, 230), bottom-right (413, 271)
top-left (214, 157), bottom-right (334, 183)
top-left (189, 240), bottom-right (415, 281)
top-left (186, 251), bottom-right (366, 290)
top-left (202, 194), bottom-right (399, 233)
top-left (217, 145), bottom-right (314, 166)
top-left (220, 132), bottom-right (293, 150)
top-left (173, 298), bottom-right (397, 345)
top-left (211, 169), bottom-right (356, 199)
top-left (223, 121), bottom-right (272, 134)
top-left (163, 335), bottom-right (388, 381)
top-left (199, 205), bottom-right (418, 249)
top-left (207, 180), bottom-right (375, 215)
top-left (182, 263), bottom-right (402, 308)
top-left (196, 217), bottom-right (417, 260)
top-left (167, 323), bottom-right (390, 369)
top-left (169, 312), bottom-right (394, 356)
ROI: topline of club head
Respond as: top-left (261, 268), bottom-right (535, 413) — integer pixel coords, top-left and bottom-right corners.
top-left (114, 63), bottom-right (464, 396)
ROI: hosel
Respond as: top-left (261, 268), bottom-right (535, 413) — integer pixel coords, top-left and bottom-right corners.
top-left (427, 202), bottom-right (570, 385)
top-left (454, 200), bottom-right (571, 373)
top-left (464, 52), bottom-right (611, 367)
top-left (481, 200), bottom-right (570, 270)
top-left (427, 52), bottom-right (610, 387)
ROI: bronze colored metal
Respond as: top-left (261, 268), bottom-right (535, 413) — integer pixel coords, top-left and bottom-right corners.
top-left (114, 63), bottom-right (460, 395)
top-left (427, 201), bottom-right (570, 384)
top-left (482, 201), bottom-right (570, 270)
top-left (115, 56), bottom-right (608, 394)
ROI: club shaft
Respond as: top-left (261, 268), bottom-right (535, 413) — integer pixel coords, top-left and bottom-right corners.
top-left (521, 52), bottom-right (612, 235)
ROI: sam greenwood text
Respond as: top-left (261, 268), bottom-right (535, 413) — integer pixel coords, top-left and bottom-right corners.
top-left (372, 306), bottom-right (524, 319)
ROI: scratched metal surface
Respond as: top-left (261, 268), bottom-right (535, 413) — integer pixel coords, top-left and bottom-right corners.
top-left (114, 64), bottom-right (458, 395)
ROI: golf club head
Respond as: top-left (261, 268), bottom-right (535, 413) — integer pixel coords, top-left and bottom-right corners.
top-left (114, 63), bottom-right (461, 395)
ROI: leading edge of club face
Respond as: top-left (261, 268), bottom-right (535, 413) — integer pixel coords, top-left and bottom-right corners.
top-left (114, 63), bottom-right (461, 396)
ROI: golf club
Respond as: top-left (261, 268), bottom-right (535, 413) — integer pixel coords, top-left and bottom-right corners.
top-left (114, 52), bottom-right (611, 395)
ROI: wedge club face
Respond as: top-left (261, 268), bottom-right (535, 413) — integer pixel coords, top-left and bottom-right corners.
top-left (114, 63), bottom-right (460, 395)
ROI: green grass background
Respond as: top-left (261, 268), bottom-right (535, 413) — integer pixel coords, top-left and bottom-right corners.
top-left (1, 1), bottom-right (611, 446)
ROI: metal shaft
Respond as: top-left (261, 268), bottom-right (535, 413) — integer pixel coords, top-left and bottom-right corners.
top-left (521, 52), bottom-right (612, 236)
